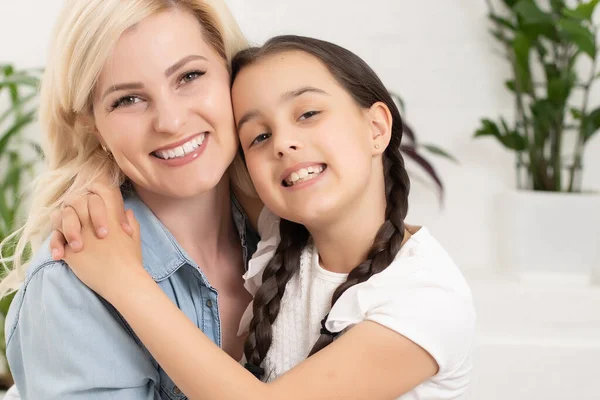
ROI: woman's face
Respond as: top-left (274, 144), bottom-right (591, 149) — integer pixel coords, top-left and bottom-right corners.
top-left (92, 9), bottom-right (238, 199)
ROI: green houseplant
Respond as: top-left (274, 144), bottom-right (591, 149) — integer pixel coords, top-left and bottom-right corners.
top-left (0, 64), bottom-right (42, 389)
top-left (475, 0), bottom-right (600, 280)
top-left (476, 0), bottom-right (600, 191)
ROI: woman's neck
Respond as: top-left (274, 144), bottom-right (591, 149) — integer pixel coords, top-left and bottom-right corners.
top-left (134, 175), bottom-right (238, 269)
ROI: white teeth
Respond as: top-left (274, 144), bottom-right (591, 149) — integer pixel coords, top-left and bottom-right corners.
top-left (183, 142), bottom-right (195, 153)
top-left (285, 165), bottom-right (325, 186)
top-left (174, 147), bottom-right (185, 157)
top-left (154, 134), bottom-right (205, 160)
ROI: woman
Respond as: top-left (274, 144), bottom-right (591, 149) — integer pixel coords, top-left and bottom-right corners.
top-left (0, 1), bottom-right (263, 398)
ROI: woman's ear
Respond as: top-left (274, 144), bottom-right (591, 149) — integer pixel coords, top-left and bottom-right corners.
top-left (368, 101), bottom-right (393, 156)
top-left (79, 113), bottom-right (106, 148)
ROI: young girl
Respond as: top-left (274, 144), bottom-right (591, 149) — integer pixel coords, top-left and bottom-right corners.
top-left (60, 35), bottom-right (475, 399)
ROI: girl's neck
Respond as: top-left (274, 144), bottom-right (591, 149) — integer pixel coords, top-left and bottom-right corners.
top-left (134, 175), bottom-right (238, 269)
top-left (308, 170), bottom-right (388, 274)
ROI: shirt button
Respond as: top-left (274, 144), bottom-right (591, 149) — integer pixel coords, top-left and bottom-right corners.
top-left (206, 299), bottom-right (213, 308)
top-left (173, 386), bottom-right (182, 395)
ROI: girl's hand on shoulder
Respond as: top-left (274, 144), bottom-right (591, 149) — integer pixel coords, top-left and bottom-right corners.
top-left (49, 182), bottom-right (133, 260)
top-left (63, 183), bottom-right (146, 303)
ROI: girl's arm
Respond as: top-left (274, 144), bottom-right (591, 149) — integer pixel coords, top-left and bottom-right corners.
top-left (109, 271), bottom-right (437, 400)
top-left (63, 185), bottom-right (437, 400)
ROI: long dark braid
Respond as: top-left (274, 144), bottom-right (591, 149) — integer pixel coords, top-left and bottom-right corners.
top-left (243, 219), bottom-right (309, 373)
top-left (232, 35), bottom-right (410, 377)
top-left (309, 136), bottom-right (409, 355)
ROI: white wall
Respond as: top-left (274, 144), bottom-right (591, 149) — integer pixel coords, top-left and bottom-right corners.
top-left (1, 0), bottom-right (599, 273)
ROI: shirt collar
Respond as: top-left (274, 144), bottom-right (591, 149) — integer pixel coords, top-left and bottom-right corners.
top-left (123, 191), bottom-right (257, 282)
top-left (123, 193), bottom-right (194, 282)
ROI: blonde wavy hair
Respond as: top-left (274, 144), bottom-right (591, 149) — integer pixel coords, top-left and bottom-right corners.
top-left (0, 0), bottom-right (254, 297)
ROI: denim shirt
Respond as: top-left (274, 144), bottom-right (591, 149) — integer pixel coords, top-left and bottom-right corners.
top-left (4, 192), bottom-right (259, 400)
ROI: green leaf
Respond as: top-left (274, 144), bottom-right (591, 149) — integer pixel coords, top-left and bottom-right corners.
top-left (474, 119), bottom-right (501, 138)
top-left (28, 140), bottom-right (45, 160)
top-left (562, 0), bottom-right (600, 20)
top-left (547, 72), bottom-right (576, 106)
top-left (513, 32), bottom-right (533, 93)
top-left (0, 110), bottom-right (36, 155)
top-left (0, 191), bottom-right (11, 232)
top-left (489, 14), bottom-right (516, 30)
top-left (515, 1), bottom-right (554, 24)
top-left (0, 74), bottom-right (40, 89)
top-left (550, 0), bottom-right (566, 13)
top-left (490, 29), bottom-right (513, 45)
top-left (571, 108), bottom-right (583, 119)
top-left (558, 18), bottom-right (596, 58)
top-left (0, 92), bottom-right (37, 127)
top-left (501, 132), bottom-right (529, 150)
top-left (1, 65), bottom-right (14, 77)
top-left (502, 0), bottom-right (520, 9)
top-left (0, 292), bottom-right (16, 317)
top-left (420, 144), bottom-right (459, 163)
top-left (582, 107), bottom-right (600, 142)
top-left (530, 99), bottom-right (558, 145)
top-left (474, 118), bottom-right (528, 151)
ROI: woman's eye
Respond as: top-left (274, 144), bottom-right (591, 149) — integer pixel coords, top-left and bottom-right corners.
top-left (251, 133), bottom-right (271, 146)
top-left (298, 110), bottom-right (321, 121)
top-left (110, 96), bottom-right (142, 110)
top-left (179, 70), bottom-right (205, 85)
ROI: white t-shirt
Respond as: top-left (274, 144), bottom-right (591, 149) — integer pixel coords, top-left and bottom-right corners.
top-left (239, 208), bottom-right (476, 399)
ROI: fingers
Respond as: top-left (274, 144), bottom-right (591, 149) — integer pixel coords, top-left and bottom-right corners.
top-left (88, 182), bottom-right (125, 215)
top-left (88, 182), bottom-right (130, 232)
top-left (125, 209), bottom-right (140, 242)
top-left (88, 193), bottom-right (109, 238)
top-left (49, 230), bottom-right (67, 260)
top-left (49, 209), bottom-right (67, 259)
top-left (61, 206), bottom-right (83, 251)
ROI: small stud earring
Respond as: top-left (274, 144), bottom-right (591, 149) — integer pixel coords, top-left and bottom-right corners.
top-left (374, 144), bottom-right (380, 150)
top-left (101, 144), bottom-right (113, 158)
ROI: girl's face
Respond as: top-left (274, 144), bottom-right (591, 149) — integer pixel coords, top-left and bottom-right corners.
top-left (92, 9), bottom-right (238, 199)
top-left (232, 50), bottom-right (390, 227)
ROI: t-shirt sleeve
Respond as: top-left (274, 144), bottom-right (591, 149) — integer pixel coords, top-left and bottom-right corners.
top-left (365, 283), bottom-right (475, 374)
top-left (326, 256), bottom-right (475, 376)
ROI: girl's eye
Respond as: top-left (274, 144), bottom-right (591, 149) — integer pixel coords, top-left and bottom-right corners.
top-left (179, 70), bottom-right (205, 85)
top-left (250, 133), bottom-right (271, 146)
top-left (299, 110), bottom-right (321, 120)
top-left (110, 96), bottom-right (142, 110)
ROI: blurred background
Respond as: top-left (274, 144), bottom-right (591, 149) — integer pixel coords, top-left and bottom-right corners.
top-left (1, 1), bottom-right (599, 399)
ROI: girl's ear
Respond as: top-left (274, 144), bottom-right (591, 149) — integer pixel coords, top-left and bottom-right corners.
top-left (367, 101), bottom-right (393, 156)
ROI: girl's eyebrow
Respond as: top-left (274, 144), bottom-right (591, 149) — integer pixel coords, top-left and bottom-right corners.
top-left (237, 86), bottom-right (329, 131)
